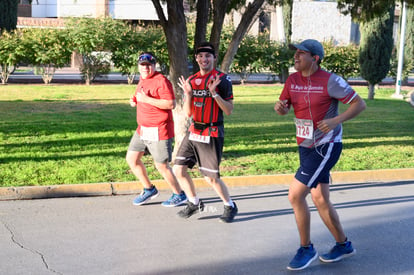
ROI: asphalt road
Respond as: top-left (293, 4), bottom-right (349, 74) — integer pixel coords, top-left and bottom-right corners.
top-left (1, 180), bottom-right (414, 275)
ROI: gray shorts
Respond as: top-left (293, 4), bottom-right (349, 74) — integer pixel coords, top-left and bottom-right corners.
top-left (174, 132), bottom-right (224, 179)
top-left (127, 131), bottom-right (173, 163)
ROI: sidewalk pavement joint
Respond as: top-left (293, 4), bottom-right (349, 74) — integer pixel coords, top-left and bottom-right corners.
top-left (1, 168), bottom-right (413, 201)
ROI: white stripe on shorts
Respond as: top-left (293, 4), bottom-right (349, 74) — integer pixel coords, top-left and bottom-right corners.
top-left (307, 143), bottom-right (334, 188)
top-left (200, 166), bottom-right (219, 174)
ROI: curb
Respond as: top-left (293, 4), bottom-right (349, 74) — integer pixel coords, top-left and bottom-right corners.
top-left (1, 168), bottom-right (413, 201)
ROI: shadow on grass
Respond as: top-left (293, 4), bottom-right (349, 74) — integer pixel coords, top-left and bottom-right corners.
top-left (0, 98), bottom-right (413, 183)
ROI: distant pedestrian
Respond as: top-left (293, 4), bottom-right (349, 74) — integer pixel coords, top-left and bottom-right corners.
top-left (274, 39), bottom-right (366, 270)
top-left (127, 52), bottom-right (187, 207)
top-left (174, 42), bottom-right (238, 223)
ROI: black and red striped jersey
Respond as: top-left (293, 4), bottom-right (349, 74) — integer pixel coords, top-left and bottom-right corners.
top-left (188, 68), bottom-right (233, 137)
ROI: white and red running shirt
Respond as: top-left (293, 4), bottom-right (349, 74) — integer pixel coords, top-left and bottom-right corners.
top-left (279, 68), bottom-right (358, 148)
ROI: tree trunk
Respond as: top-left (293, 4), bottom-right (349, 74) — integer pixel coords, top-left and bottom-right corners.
top-left (210, 0), bottom-right (231, 63)
top-left (368, 83), bottom-right (375, 100)
top-left (192, 0), bottom-right (210, 73)
top-left (220, 0), bottom-right (265, 73)
top-left (0, 0), bottom-right (18, 32)
top-left (279, 67), bottom-right (289, 83)
top-left (127, 74), bottom-right (135, 85)
top-left (152, 0), bottom-right (190, 159)
top-left (1, 64), bottom-right (11, 84)
top-left (40, 65), bottom-right (55, 85)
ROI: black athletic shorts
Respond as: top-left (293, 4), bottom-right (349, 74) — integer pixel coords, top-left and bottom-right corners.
top-left (174, 131), bottom-right (224, 179)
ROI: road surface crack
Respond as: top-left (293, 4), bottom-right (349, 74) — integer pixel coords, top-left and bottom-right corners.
top-left (2, 221), bottom-right (62, 274)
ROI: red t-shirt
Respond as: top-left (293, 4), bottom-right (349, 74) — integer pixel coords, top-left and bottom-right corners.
top-left (134, 72), bottom-right (175, 140)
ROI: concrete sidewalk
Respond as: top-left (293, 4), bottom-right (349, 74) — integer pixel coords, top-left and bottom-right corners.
top-left (1, 168), bottom-right (414, 201)
top-left (1, 178), bottom-right (414, 274)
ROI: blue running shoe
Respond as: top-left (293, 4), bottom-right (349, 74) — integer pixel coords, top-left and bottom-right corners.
top-left (161, 191), bottom-right (187, 207)
top-left (287, 244), bottom-right (318, 271)
top-left (132, 186), bottom-right (159, 206)
top-left (319, 241), bottom-right (356, 263)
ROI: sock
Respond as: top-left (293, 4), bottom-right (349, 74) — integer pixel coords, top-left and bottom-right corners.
top-left (338, 237), bottom-right (348, 245)
top-left (301, 243), bottom-right (312, 249)
top-left (189, 197), bottom-right (199, 205)
top-left (224, 199), bottom-right (234, 208)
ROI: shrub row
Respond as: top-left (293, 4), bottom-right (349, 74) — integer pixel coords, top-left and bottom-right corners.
top-left (0, 17), bottom-right (379, 85)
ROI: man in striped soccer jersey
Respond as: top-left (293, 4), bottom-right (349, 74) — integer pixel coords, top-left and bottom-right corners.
top-left (174, 42), bottom-right (238, 223)
top-left (274, 39), bottom-right (366, 270)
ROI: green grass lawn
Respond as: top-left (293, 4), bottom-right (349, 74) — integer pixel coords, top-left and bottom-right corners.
top-left (1, 84), bottom-right (413, 187)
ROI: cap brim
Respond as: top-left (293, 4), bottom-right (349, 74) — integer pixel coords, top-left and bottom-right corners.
top-left (289, 43), bottom-right (309, 52)
top-left (288, 44), bottom-right (297, 50)
top-left (139, 62), bottom-right (153, 65)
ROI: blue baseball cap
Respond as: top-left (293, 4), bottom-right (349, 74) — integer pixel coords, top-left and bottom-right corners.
top-left (289, 39), bottom-right (324, 60)
top-left (138, 53), bottom-right (156, 65)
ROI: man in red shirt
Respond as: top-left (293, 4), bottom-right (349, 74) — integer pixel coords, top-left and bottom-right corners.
top-left (174, 42), bottom-right (238, 223)
top-left (127, 52), bottom-right (187, 207)
top-left (275, 39), bottom-right (366, 270)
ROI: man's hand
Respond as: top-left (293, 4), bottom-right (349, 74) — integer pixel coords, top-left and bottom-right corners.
top-left (274, 100), bottom-right (289, 115)
top-left (208, 74), bottom-right (221, 97)
top-left (129, 95), bottom-right (137, 107)
top-left (178, 75), bottom-right (193, 97)
top-left (317, 118), bottom-right (339, 133)
top-left (136, 90), bottom-right (148, 103)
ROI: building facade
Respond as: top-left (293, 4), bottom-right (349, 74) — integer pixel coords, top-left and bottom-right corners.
top-left (17, 1), bottom-right (400, 46)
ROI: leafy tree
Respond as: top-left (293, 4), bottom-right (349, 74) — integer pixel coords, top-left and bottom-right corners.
top-left (110, 25), bottom-right (141, 85)
top-left (336, 0), bottom-right (414, 22)
top-left (110, 25), bottom-right (169, 84)
top-left (151, 0), bottom-right (286, 91)
top-left (359, 7), bottom-right (395, 99)
top-left (0, 0), bottom-right (18, 32)
top-left (66, 17), bottom-right (122, 85)
top-left (230, 34), bottom-right (264, 84)
top-left (262, 40), bottom-right (294, 83)
top-left (0, 30), bottom-right (23, 84)
top-left (220, 0), bottom-right (268, 73)
top-left (322, 41), bottom-right (360, 80)
top-left (22, 28), bottom-right (72, 84)
top-left (142, 27), bottom-right (169, 74)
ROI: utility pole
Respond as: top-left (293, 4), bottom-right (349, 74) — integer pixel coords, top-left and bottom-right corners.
top-left (393, 1), bottom-right (407, 99)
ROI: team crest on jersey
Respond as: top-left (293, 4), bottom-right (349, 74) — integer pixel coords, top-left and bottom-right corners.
top-left (195, 78), bottom-right (202, 86)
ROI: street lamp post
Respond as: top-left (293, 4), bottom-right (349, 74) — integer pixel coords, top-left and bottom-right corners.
top-left (393, 1), bottom-right (407, 99)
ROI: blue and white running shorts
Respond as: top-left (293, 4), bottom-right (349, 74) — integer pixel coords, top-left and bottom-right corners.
top-left (295, 142), bottom-right (342, 188)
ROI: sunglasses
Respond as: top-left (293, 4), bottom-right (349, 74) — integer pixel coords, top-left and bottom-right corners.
top-left (138, 54), bottom-right (155, 64)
